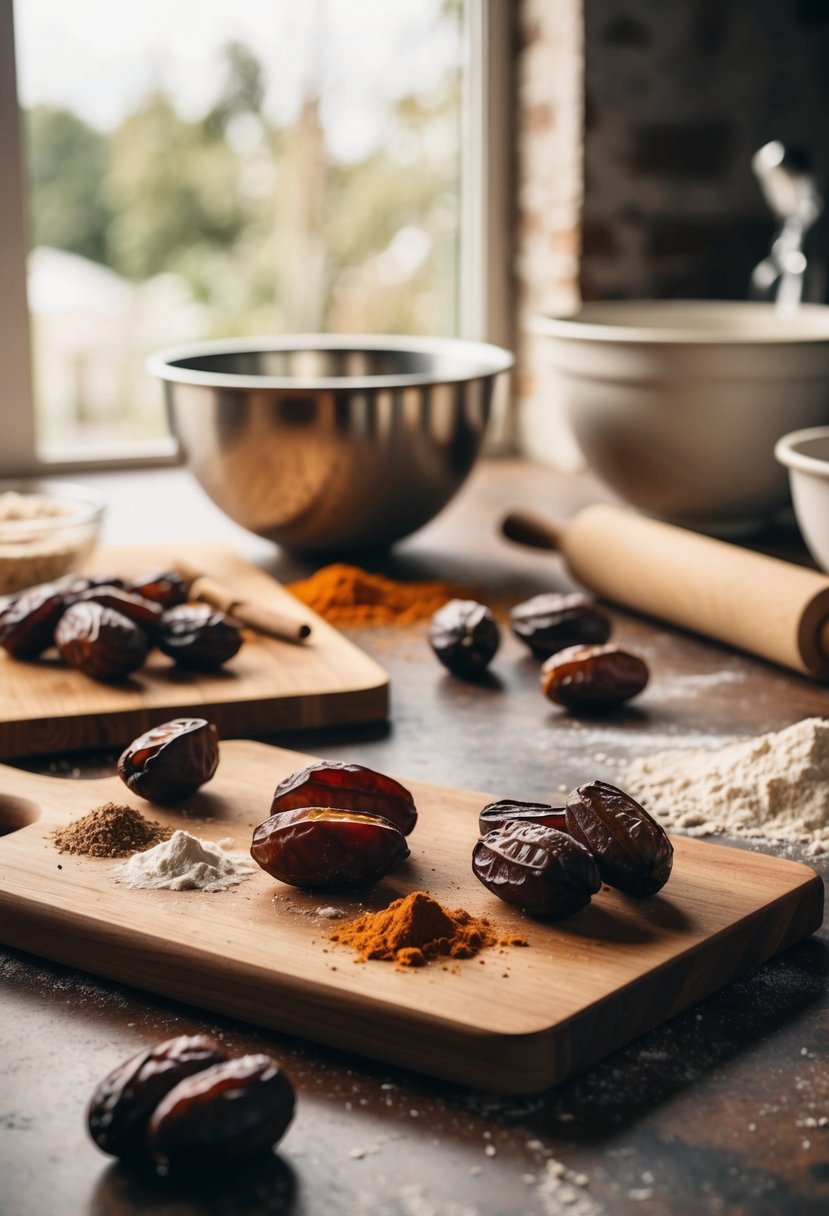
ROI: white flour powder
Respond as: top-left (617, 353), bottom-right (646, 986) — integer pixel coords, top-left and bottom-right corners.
top-left (115, 830), bottom-right (255, 890)
top-left (623, 717), bottom-right (829, 856)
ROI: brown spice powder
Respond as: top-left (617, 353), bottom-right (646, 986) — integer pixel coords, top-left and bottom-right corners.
top-left (331, 890), bottom-right (504, 967)
top-left (286, 564), bottom-right (472, 626)
top-left (53, 802), bottom-right (173, 858)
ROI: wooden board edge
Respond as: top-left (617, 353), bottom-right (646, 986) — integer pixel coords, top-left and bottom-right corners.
top-left (0, 870), bottom-right (822, 1095)
top-left (0, 679), bottom-right (390, 760)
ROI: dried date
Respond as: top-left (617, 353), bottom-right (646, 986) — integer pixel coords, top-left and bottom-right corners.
top-left (69, 585), bottom-right (163, 635)
top-left (55, 602), bottom-right (149, 680)
top-left (0, 582), bottom-right (66, 658)
top-left (270, 761), bottom-right (417, 835)
top-left (147, 1054), bottom-right (295, 1172)
top-left (118, 718), bottom-right (219, 803)
top-left (472, 822), bottom-right (601, 918)
top-left (129, 570), bottom-right (188, 610)
top-left (509, 592), bottom-right (611, 659)
top-left (428, 599), bottom-right (500, 679)
top-left (158, 604), bottom-right (243, 670)
top-left (251, 807), bottom-right (410, 889)
top-left (87, 1034), bottom-right (227, 1163)
top-left (478, 799), bottom-right (567, 837)
top-left (565, 780), bottom-right (673, 896)
top-left (540, 644), bottom-right (649, 711)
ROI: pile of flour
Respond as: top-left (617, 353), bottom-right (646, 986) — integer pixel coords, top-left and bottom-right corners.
top-left (623, 717), bottom-right (829, 856)
top-left (115, 830), bottom-right (255, 891)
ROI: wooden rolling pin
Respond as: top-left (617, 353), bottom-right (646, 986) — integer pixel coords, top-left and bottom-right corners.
top-left (502, 504), bottom-right (829, 679)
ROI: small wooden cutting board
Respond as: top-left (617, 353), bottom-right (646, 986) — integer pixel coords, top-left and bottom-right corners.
top-left (0, 740), bottom-right (822, 1093)
top-left (0, 543), bottom-right (388, 758)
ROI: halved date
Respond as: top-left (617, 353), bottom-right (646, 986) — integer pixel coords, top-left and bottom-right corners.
top-left (87, 1034), bottom-right (227, 1163)
top-left (55, 602), bottom-right (149, 680)
top-left (118, 718), bottom-right (219, 803)
top-left (472, 822), bottom-right (600, 918)
top-left (0, 582), bottom-right (66, 657)
top-left (251, 807), bottom-right (410, 889)
top-left (478, 799), bottom-right (567, 837)
top-left (565, 780), bottom-right (673, 896)
top-left (148, 1054), bottom-right (295, 1171)
top-left (270, 761), bottom-right (417, 836)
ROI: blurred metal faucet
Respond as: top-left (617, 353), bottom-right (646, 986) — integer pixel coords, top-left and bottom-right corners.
top-left (750, 141), bottom-right (824, 312)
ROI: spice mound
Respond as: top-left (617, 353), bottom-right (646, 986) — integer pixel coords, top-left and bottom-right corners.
top-left (115, 830), bottom-right (255, 891)
top-left (331, 891), bottom-right (498, 967)
top-left (287, 564), bottom-right (470, 626)
top-left (54, 803), bottom-right (172, 858)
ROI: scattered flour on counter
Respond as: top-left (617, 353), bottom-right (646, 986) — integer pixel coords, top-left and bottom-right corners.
top-left (114, 830), bottom-right (255, 890)
top-left (623, 717), bottom-right (829, 855)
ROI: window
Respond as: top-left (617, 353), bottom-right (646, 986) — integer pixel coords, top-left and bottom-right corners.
top-left (0, 0), bottom-right (510, 474)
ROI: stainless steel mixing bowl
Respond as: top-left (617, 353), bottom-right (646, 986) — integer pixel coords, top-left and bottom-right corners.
top-left (148, 335), bottom-right (513, 552)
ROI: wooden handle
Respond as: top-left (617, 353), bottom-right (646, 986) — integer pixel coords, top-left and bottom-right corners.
top-left (185, 573), bottom-right (312, 644)
top-left (501, 510), bottom-right (562, 552)
top-left (556, 504), bottom-right (829, 678)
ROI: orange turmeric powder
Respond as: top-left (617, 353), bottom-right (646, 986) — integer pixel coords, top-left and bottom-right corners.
top-left (287, 564), bottom-right (470, 626)
top-left (330, 890), bottom-right (499, 967)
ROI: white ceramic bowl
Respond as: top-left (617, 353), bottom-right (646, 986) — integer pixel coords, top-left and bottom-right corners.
top-left (536, 301), bottom-right (829, 533)
top-left (775, 427), bottom-right (829, 571)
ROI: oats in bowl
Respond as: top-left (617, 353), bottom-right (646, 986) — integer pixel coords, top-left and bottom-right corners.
top-left (0, 482), bottom-right (105, 596)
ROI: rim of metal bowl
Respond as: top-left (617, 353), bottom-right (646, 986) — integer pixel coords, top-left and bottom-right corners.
top-left (0, 479), bottom-right (106, 536)
top-left (147, 333), bottom-right (514, 391)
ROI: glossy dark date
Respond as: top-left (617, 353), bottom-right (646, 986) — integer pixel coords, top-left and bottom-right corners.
top-left (0, 582), bottom-right (65, 658)
top-left (509, 592), bottom-right (611, 659)
top-left (478, 799), bottom-right (567, 837)
top-left (540, 644), bottom-right (649, 711)
top-left (87, 1035), bottom-right (227, 1162)
top-left (129, 570), bottom-right (188, 610)
top-left (251, 807), bottom-right (410, 890)
top-left (69, 585), bottom-right (163, 635)
top-left (118, 718), bottom-right (219, 803)
top-left (270, 761), bottom-right (417, 835)
top-left (565, 780), bottom-right (673, 896)
top-left (158, 604), bottom-right (242, 670)
top-left (148, 1054), bottom-right (295, 1171)
top-left (55, 602), bottom-right (149, 680)
top-left (473, 822), bottom-right (601, 918)
top-left (428, 598), bottom-right (500, 679)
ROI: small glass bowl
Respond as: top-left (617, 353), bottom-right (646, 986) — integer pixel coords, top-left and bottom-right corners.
top-left (0, 480), bottom-right (106, 597)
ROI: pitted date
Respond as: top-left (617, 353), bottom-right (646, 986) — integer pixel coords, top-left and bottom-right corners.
top-left (540, 644), bottom-right (649, 711)
top-left (118, 718), bottom-right (219, 803)
top-left (478, 799), bottom-right (567, 837)
top-left (0, 582), bottom-right (66, 657)
top-left (55, 602), bottom-right (149, 680)
top-left (565, 780), bottom-right (673, 896)
top-left (87, 1034), bottom-right (227, 1162)
top-left (69, 585), bottom-right (163, 635)
top-left (472, 822), bottom-right (601, 918)
top-left (270, 761), bottom-right (417, 835)
top-left (251, 807), bottom-right (410, 889)
top-left (428, 599), bottom-right (500, 678)
top-left (158, 604), bottom-right (242, 670)
top-left (509, 592), bottom-right (611, 659)
top-left (148, 1054), bottom-right (295, 1171)
top-left (129, 570), bottom-right (188, 610)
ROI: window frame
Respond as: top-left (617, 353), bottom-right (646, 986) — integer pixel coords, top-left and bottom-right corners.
top-left (0, 0), bottom-right (512, 476)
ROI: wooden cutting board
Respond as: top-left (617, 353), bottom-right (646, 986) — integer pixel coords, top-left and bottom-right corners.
top-left (0, 543), bottom-right (388, 758)
top-left (0, 740), bottom-right (822, 1094)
